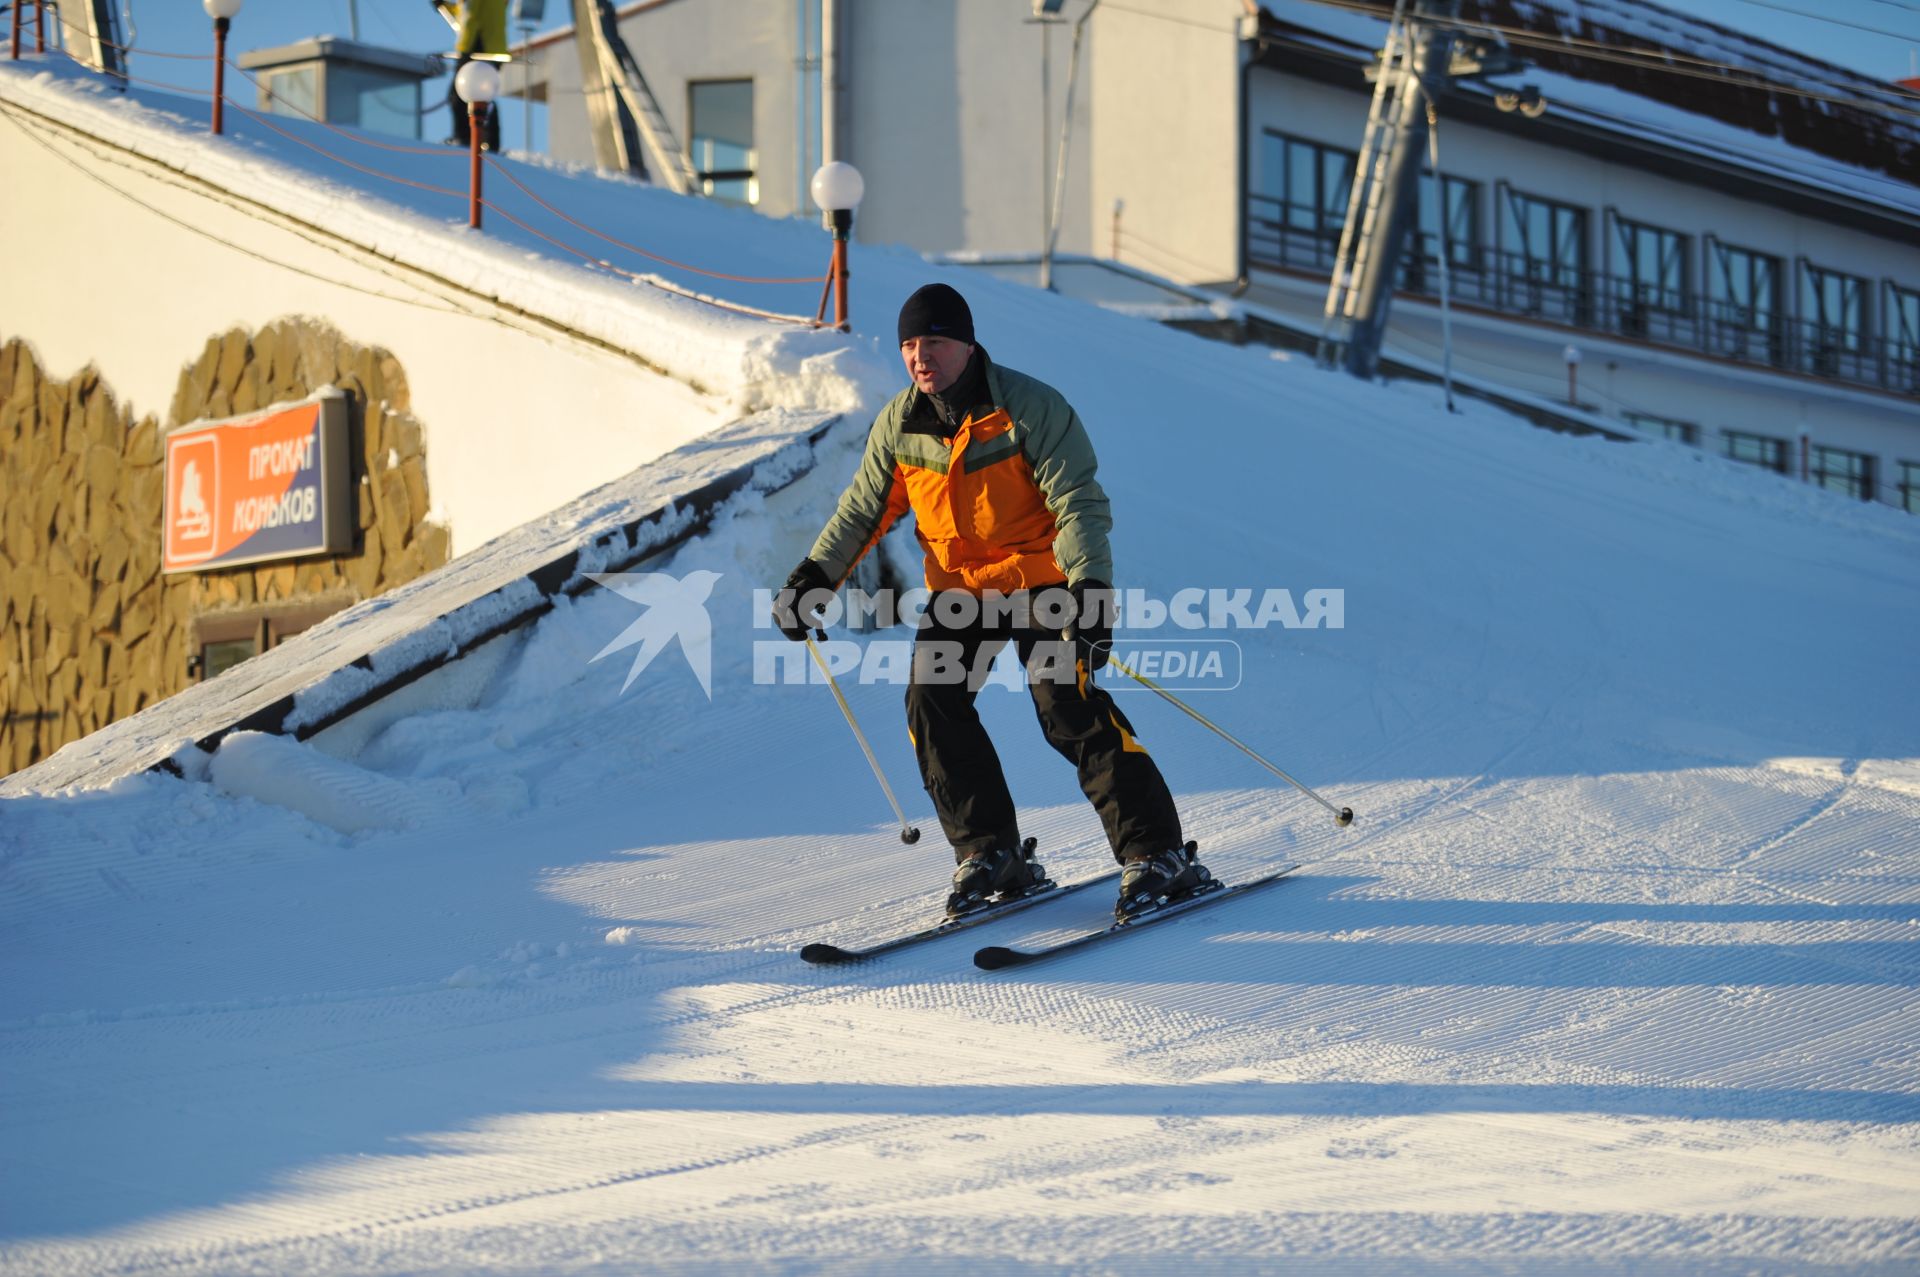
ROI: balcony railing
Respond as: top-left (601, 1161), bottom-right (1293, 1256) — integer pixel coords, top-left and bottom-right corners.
top-left (1246, 195), bottom-right (1920, 398)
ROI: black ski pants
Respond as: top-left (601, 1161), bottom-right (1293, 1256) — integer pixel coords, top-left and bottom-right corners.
top-left (904, 590), bottom-right (1182, 865)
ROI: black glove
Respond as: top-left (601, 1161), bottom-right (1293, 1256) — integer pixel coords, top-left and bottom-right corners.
top-left (772, 559), bottom-right (834, 642)
top-left (1065, 579), bottom-right (1115, 672)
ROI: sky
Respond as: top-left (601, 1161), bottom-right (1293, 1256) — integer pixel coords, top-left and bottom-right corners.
top-left (36, 0), bottom-right (1920, 155)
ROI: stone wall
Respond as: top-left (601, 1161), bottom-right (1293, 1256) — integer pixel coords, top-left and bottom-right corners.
top-left (0, 318), bottom-right (449, 776)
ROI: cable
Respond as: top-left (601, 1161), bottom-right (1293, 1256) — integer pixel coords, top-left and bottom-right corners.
top-left (51, 40), bottom-right (829, 301)
top-left (0, 97), bottom-right (467, 317)
top-left (26, 45), bottom-right (821, 324)
top-left (482, 156), bottom-right (827, 284)
top-left (1095, 1), bottom-right (1238, 36)
top-left (42, 3), bottom-right (210, 58)
top-left (1297, 0), bottom-right (1911, 102)
top-left (1295, 0), bottom-right (1920, 118)
top-left (1723, 0), bottom-right (1920, 43)
top-left (228, 100), bottom-right (471, 201)
top-left (216, 59), bottom-right (827, 285)
top-left (1117, 227), bottom-right (1224, 277)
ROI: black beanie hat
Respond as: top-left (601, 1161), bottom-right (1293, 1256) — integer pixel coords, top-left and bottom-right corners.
top-left (897, 283), bottom-right (975, 346)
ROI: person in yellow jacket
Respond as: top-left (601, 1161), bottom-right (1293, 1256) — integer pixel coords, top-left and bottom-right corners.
top-left (774, 284), bottom-right (1210, 922)
top-left (437, 0), bottom-right (507, 151)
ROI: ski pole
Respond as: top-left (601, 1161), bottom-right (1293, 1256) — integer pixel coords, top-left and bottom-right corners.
top-left (807, 631), bottom-right (921, 844)
top-left (1106, 655), bottom-right (1354, 828)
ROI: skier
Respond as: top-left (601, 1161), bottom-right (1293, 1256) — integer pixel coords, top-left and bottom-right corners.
top-left (774, 283), bottom-right (1211, 921)
top-left (436, 0), bottom-right (506, 152)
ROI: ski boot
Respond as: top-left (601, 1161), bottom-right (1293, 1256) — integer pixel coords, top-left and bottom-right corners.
top-left (947, 837), bottom-right (1050, 918)
top-left (1115, 841), bottom-right (1215, 921)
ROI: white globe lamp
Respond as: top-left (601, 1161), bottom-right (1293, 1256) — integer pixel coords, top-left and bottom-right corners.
top-left (455, 60), bottom-right (502, 105)
top-left (810, 163), bottom-right (864, 332)
top-left (810, 161), bottom-right (865, 214)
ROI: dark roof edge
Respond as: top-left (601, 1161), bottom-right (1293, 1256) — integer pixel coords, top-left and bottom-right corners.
top-left (1250, 32), bottom-right (1920, 243)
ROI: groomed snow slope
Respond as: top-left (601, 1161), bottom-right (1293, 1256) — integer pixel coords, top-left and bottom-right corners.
top-left (5, 53), bottom-right (1920, 1277)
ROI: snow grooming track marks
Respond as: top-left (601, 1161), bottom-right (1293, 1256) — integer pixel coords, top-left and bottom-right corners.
top-left (8, 45), bottom-right (1920, 1274)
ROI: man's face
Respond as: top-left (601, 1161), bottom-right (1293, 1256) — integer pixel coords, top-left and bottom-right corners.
top-left (901, 335), bottom-right (974, 395)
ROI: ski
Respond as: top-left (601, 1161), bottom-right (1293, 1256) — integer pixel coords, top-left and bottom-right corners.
top-left (800, 874), bottom-right (1112, 964)
top-left (973, 862), bottom-right (1302, 970)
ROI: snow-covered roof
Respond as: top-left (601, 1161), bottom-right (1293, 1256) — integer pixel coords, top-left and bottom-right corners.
top-left (1258, 0), bottom-right (1920, 224)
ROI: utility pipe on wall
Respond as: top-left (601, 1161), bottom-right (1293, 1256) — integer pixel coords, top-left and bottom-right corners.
top-left (820, 0), bottom-right (839, 166)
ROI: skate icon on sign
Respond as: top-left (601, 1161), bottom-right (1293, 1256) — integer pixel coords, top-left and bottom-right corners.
top-left (175, 459), bottom-right (212, 542)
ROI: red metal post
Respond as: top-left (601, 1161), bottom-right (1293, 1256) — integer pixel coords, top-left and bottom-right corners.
top-left (469, 104), bottom-right (485, 229)
top-left (831, 208), bottom-right (852, 332)
top-left (211, 18), bottom-right (229, 135)
top-left (11, 1), bottom-right (21, 62)
top-left (34, 0), bottom-right (43, 53)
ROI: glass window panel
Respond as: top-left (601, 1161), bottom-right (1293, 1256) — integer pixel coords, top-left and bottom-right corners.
top-left (1809, 445), bottom-right (1874, 500)
top-left (690, 79), bottom-right (755, 204)
top-left (1624, 412), bottom-right (1697, 445)
top-left (1724, 430), bottom-right (1788, 474)
top-left (201, 638), bottom-right (259, 681)
top-left (1802, 263), bottom-right (1869, 352)
top-left (267, 67), bottom-right (318, 121)
top-left (330, 66), bottom-right (419, 138)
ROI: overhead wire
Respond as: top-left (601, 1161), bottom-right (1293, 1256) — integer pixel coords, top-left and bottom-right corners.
top-left (1292, 0), bottom-right (1920, 117)
top-left (0, 96), bottom-right (468, 318)
top-left (1723, 0), bottom-right (1920, 44)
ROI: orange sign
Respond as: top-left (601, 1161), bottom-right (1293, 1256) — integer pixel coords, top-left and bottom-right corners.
top-left (163, 395), bottom-right (352, 573)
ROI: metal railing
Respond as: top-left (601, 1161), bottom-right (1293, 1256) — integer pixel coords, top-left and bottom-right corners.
top-left (1246, 195), bottom-right (1920, 398)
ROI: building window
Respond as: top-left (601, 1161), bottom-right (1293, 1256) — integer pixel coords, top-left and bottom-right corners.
top-left (1422, 173), bottom-right (1481, 269)
top-left (1498, 187), bottom-right (1588, 323)
top-left (1799, 261), bottom-right (1870, 377)
top-left (688, 79), bottom-right (756, 205)
top-left (1899, 461), bottom-right (1920, 515)
top-left (1405, 172), bottom-right (1479, 293)
top-left (1809, 444), bottom-right (1876, 502)
top-left (1723, 429), bottom-right (1788, 474)
top-left (1258, 131), bottom-right (1357, 268)
top-left (1624, 412), bottom-right (1697, 445)
top-left (1610, 216), bottom-right (1689, 336)
top-left (191, 603), bottom-right (347, 683)
top-left (264, 66), bottom-right (318, 120)
top-left (1705, 239), bottom-right (1783, 365)
top-left (1887, 283), bottom-right (1920, 395)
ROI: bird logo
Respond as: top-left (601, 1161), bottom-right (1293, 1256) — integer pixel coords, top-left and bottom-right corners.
top-left (587, 570), bottom-right (722, 698)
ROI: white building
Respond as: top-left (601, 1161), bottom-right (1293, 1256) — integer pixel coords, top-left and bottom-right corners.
top-left (524, 0), bottom-right (1920, 511)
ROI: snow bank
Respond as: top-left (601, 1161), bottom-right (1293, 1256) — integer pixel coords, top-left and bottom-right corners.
top-left (209, 730), bottom-right (455, 834)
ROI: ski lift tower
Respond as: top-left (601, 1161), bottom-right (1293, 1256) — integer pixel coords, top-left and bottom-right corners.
top-left (1316, 0), bottom-right (1525, 381)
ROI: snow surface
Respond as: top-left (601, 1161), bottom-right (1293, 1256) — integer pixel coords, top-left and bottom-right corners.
top-left (5, 43), bottom-right (1920, 1277)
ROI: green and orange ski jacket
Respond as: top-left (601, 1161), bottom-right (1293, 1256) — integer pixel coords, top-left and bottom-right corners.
top-left (810, 349), bottom-right (1113, 595)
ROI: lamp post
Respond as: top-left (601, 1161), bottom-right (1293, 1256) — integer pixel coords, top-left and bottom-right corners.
top-left (810, 161), bottom-right (864, 332)
top-left (34, 0), bottom-right (44, 54)
top-left (11, 0), bottom-right (21, 62)
top-left (1563, 343), bottom-right (1582, 406)
top-left (203, 0), bottom-right (243, 136)
top-left (456, 60), bottom-right (502, 230)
